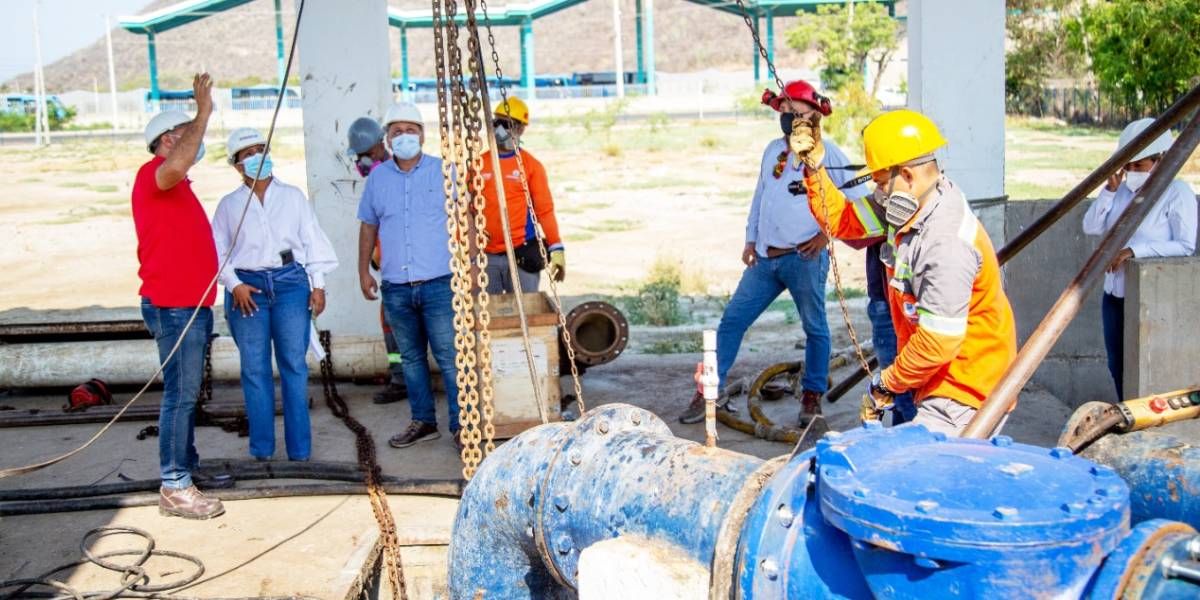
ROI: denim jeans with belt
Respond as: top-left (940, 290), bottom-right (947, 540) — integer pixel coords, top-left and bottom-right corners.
top-left (382, 275), bottom-right (460, 432)
top-left (717, 250), bottom-right (831, 393)
top-left (141, 299), bottom-right (213, 489)
top-left (225, 262), bottom-right (313, 460)
top-left (866, 242), bottom-right (916, 423)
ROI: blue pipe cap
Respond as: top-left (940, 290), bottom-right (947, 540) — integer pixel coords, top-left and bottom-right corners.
top-left (816, 424), bottom-right (1130, 563)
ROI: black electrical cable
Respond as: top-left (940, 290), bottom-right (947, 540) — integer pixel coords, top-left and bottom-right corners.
top-left (0, 481), bottom-right (463, 517)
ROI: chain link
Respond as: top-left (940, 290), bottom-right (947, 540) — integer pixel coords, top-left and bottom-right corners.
top-left (730, 0), bottom-right (873, 377)
top-left (477, 0), bottom-right (586, 412)
top-left (318, 331), bottom-right (408, 600)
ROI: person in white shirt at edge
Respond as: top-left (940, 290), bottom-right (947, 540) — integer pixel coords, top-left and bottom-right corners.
top-left (213, 127), bottom-right (339, 462)
top-left (1082, 117), bottom-right (1197, 401)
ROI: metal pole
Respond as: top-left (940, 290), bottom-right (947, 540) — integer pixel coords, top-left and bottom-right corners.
top-left (962, 109), bottom-right (1200, 439)
top-left (612, 0), bottom-right (625, 98)
top-left (32, 0), bottom-right (48, 145)
top-left (105, 16), bottom-right (119, 132)
top-left (400, 26), bottom-right (410, 99)
top-left (147, 32), bottom-right (160, 111)
top-left (644, 0), bottom-right (655, 95)
top-left (519, 18), bottom-right (534, 99)
top-left (752, 12), bottom-right (761, 83)
top-left (634, 0), bottom-right (644, 84)
top-left (765, 8), bottom-right (775, 82)
top-left (826, 82), bottom-right (1200, 403)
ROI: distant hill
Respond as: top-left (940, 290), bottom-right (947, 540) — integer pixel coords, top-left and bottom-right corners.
top-left (6, 0), bottom-right (814, 94)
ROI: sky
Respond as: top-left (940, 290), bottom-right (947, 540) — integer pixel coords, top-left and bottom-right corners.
top-left (0, 0), bottom-right (151, 82)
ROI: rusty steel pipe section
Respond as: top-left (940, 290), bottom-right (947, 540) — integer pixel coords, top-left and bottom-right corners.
top-left (825, 83), bottom-right (1200, 401)
top-left (964, 109), bottom-right (1200, 440)
top-left (559, 301), bottom-right (629, 374)
top-left (997, 82), bottom-right (1200, 264)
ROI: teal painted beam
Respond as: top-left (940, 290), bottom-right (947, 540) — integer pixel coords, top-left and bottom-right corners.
top-left (520, 18), bottom-right (535, 97)
top-left (752, 12), bottom-right (761, 83)
top-left (147, 32), bottom-right (160, 106)
top-left (765, 8), bottom-right (775, 82)
top-left (273, 0), bottom-right (285, 85)
top-left (635, 0), bottom-right (645, 84)
top-left (400, 26), bottom-right (410, 97)
top-left (119, 0), bottom-right (255, 34)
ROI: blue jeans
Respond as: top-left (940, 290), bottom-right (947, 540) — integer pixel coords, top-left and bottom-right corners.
top-left (382, 276), bottom-right (460, 432)
top-left (141, 299), bottom-right (213, 489)
top-left (866, 243), bottom-right (916, 423)
top-left (718, 251), bottom-right (831, 393)
top-left (1101, 293), bottom-right (1125, 401)
top-left (225, 263), bottom-right (313, 460)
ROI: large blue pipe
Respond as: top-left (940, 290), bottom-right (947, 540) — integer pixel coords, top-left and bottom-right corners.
top-left (1081, 420), bottom-right (1200, 530)
top-left (450, 405), bottom-right (1200, 599)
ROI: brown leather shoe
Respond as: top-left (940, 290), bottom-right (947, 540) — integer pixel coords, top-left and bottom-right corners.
top-left (388, 421), bottom-right (440, 448)
top-left (798, 390), bottom-right (823, 428)
top-left (159, 485), bottom-right (225, 520)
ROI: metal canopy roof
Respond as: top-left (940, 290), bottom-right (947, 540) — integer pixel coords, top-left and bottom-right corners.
top-left (682, 0), bottom-right (894, 17)
top-left (118, 0), bottom-right (256, 35)
top-left (387, 0), bottom-right (589, 28)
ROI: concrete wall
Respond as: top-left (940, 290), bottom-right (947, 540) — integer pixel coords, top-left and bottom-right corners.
top-left (1123, 257), bottom-right (1200, 398)
top-left (1003, 200), bottom-right (1112, 407)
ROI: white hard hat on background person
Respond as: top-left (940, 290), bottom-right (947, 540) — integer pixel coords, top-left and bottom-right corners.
top-left (143, 110), bottom-right (192, 153)
top-left (384, 103), bottom-right (423, 128)
top-left (1116, 117), bottom-right (1175, 163)
top-left (226, 128), bottom-right (267, 164)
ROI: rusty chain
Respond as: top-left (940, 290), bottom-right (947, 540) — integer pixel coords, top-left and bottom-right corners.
top-left (477, 0), bottom-right (586, 412)
top-left (318, 331), bottom-right (408, 600)
top-left (731, 0), bottom-right (874, 378)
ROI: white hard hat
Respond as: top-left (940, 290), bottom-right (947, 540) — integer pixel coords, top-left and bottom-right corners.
top-left (144, 110), bottom-right (192, 153)
top-left (226, 127), bottom-right (267, 164)
top-left (384, 102), bottom-right (423, 128)
top-left (1117, 117), bottom-right (1175, 163)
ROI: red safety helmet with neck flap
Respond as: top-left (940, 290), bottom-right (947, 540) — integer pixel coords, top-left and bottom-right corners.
top-left (761, 80), bottom-right (833, 116)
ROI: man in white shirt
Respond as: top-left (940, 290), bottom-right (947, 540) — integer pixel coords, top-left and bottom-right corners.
top-left (1082, 117), bottom-right (1197, 400)
top-left (213, 127), bottom-right (338, 462)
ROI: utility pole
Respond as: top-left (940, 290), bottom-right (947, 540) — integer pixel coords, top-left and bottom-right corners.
top-left (105, 16), bottom-right (119, 132)
top-left (612, 0), bottom-right (624, 97)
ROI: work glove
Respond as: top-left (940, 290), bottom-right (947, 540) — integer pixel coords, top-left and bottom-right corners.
top-left (548, 249), bottom-right (566, 282)
top-left (789, 119), bottom-right (825, 169)
top-left (860, 371), bottom-right (896, 424)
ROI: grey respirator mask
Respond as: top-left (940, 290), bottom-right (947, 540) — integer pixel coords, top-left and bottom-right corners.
top-left (877, 159), bottom-right (938, 228)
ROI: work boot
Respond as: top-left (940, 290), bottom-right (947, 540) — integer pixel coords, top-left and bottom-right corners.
top-left (373, 381), bottom-right (408, 404)
top-left (159, 485), bottom-right (225, 520)
top-left (798, 390), bottom-right (823, 428)
top-left (192, 467), bottom-right (235, 490)
top-left (388, 421), bottom-right (440, 448)
top-left (678, 391), bottom-right (735, 424)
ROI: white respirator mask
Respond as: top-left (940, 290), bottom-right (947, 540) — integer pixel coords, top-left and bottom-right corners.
top-left (1124, 170), bottom-right (1151, 193)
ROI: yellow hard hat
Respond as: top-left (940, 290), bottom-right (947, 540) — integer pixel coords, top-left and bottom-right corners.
top-left (862, 109), bottom-right (948, 173)
top-left (494, 97), bottom-right (530, 125)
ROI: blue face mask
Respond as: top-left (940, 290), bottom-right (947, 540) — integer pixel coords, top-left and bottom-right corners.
top-left (194, 142), bottom-right (206, 165)
top-left (391, 133), bottom-right (421, 160)
top-left (241, 153), bottom-right (273, 180)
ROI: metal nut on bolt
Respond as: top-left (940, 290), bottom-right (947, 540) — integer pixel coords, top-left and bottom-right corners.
top-left (597, 420), bottom-right (610, 434)
top-left (760, 558), bottom-right (780, 581)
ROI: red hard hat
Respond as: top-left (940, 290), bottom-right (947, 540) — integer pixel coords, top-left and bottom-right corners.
top-left (761, 80), bottom-right (833, 116)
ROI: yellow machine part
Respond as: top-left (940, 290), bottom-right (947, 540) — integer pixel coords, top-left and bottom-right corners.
top-left (1119, 387), bottom-right (1200, 432)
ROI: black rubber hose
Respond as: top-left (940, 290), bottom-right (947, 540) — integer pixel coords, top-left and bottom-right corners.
top-left (0, 480), bottom-right (464, 516)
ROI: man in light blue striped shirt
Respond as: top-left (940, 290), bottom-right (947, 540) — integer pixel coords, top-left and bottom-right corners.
top-left (680, 80), bottom-right (869, 428)
top-left (357, 102), bottom-right (461, 452)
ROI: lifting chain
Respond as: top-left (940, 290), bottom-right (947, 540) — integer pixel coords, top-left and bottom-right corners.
top-left (731, 0), bottom-right (873, 378)
top-left (318, 331), bottom-right (408, 600)
top-left (477, 0), bottom-right (586, 412)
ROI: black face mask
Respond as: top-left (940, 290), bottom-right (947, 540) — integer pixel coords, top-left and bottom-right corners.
top-left (780, 112), bottom-right (796, 136)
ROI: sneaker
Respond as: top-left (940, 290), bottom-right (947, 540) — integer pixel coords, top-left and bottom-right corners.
top-left (798, 390), bottom-right (823, 428)
top-left (159, 485), bottom-right (225, 520)
top-left (373, 381), bottom-right (409, 405)
top-left (192, 467), bottom-right (235, 490)
top-left (388, 421), bottom-right (441, 448)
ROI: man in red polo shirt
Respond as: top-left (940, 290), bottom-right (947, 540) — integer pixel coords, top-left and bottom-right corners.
top-left (132, 73), bottom-right (224, 520)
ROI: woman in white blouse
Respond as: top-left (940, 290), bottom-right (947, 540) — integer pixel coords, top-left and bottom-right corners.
top-left (1082, 118), bottom-right (1197, 401)
top-left (213, 127), bottom-right (338, 461)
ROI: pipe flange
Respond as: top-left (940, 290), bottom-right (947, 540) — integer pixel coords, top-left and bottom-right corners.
top-left (1088, 518), bottom-right (1199, 598)
top-left (564, 302), bottom-right (630, 366)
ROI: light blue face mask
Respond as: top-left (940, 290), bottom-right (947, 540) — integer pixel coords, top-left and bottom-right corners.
top-left (194, 142), bottom-right (206, 165)
top-left (241, 153), bottom-right (273, 180)
top-left (391, 133), bottom-right (421, 160)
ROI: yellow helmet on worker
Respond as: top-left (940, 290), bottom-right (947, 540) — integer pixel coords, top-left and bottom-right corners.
top-left (494, 97), bottom-right (530, 125)
top-left (862, 109), bottom-right (948, 173)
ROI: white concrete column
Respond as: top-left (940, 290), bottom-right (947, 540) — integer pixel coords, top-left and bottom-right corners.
top-left (298, 0), bottom-right (393, 336)
top-left (907, 0), bottom-right (1005, 202)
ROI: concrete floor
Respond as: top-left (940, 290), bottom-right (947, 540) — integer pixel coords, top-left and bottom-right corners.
top-left (0, 352), bottom-right (1072, 597)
